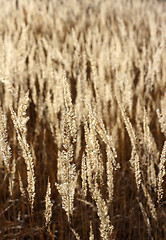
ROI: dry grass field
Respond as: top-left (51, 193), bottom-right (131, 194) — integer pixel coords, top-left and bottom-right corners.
top-left (0, 0), bottom-right (166, 239)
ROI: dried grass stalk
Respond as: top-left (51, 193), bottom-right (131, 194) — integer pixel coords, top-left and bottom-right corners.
top-left (157, 141), bottom-right (166, 203)
top-left (44, 177), bottom-right (53, 231)
top-left (0, 106), bottom-right (11, 172)
top-left (10, 92), bottom-right (35, 211)
top-left (92, 182), bottom-right (114, 240)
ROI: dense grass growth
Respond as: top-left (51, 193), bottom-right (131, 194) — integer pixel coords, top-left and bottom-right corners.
top-left (0, 0), bottom-right (166, 239)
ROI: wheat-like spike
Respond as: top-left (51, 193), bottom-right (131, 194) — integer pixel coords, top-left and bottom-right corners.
top-left (83, 116), bottom-right (94, 192)
top-left (134, 152), bottom-right (141, 191)
top-left (26, 155), bottom-right (36, 212)
top-left (118, 99), bottom-right (142, 190)
top-left (81, 153), bottom-right (87, 198)
top-left (61, 109), bottom-right (71, 150)
top-left (128, 143), bottom-right (142, 190)
top-left (88, 110), bottom-right (104, 186)
top-left (11, 106), bottom-right (35, 211)
top-left (92, 182), bottom-right (114, 240)
top-left (55, 76), bottom-right (78, 222)
top-left (148, 161), bottom-right (157, 192)
top-left (62, 71), bottom-right (77, 142)
top-left (156, 109), bottom-right (166, 135)
top-left (89, 221), bottom-right (94, 240)
top-left (17, 91), bottom-right (30, 136)
top-left (117, 97), bottom-right (137, 149)
top-left (85, 107), bottom-right (119, 201)
top-left (9, 157), bottom-right (16, 196)
top-left (9, 92), bottom-right (29, 150)
top-left (84, 114), bottom-right (103, 191)
top-left (55, 123), bottom-right (77, 221)
top-left (75, 128), bottom-right (82, 160)
top-left (143, 109), bottom-right (157, 190)
top-left (87, 105), bottom-right (119, 169)
top-left (106, 145), bottom-right (114, 203)
top-left (10, 92), bottom-right (35, 211)
top-left (95, 117), bottom-right (118, 167)
top-left (44, 177), bottom-right (53, 232)
top-left (55, 171), bottom-right (77, 222)
top-left (18, 172), bottom-right (26, 198)
top-left (157, 141), bottom-right (166, 203)
top-left (141, 183), bottom-right (157, 221)
top-left (0, 106), bottom-right (11, 172)
top-left (143, 108), bottom-right (151, 152)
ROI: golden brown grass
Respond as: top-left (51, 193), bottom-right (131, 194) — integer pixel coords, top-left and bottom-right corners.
top-left (0, 0), bottom-right (166, 239)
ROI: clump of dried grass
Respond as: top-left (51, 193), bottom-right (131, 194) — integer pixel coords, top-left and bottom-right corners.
top-left (0, 0), bottom-right (166, 239)
top-left (10, 92), bottom-right (35, 212)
